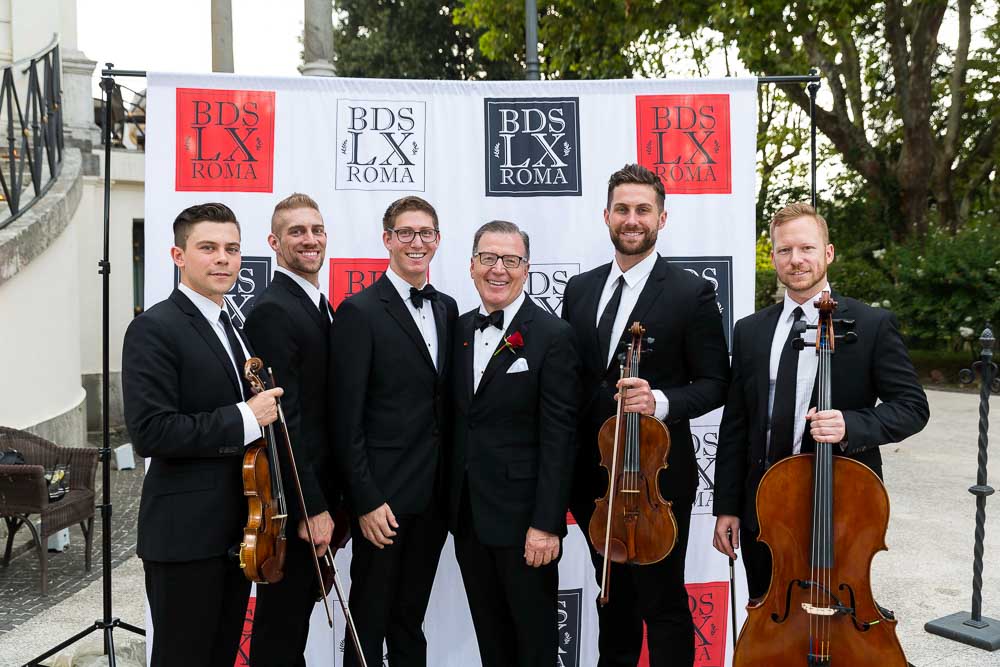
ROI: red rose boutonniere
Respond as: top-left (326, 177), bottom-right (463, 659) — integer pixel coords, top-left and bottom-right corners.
top-left (493, 330), bottom-right (525, 357)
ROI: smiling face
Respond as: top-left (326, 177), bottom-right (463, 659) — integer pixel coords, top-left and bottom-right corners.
top-left (171, 221), bottom-right (241, 305)
top-left (771, 215), bottom-right (835, 303)
top-left (470, 231), bottom-right (529, 313)
top-left (604, 183), bottom-right (666, 263)
top-left (384, 210), bottom-right (438, 287)
top-left (269, 206), bottom-right (327, 286)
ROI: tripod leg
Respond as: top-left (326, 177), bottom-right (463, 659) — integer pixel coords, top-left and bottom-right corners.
top-left (104, 624), bottom-right (117, 667)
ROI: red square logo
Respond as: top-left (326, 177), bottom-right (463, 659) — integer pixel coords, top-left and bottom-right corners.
top-left (686, 581), bottom-right (729, 666)
top-left (176, 88), bottom-right (275, 192)
top-left (329, 258), bottom-right (389, 309)
top-left (635, 94), bottom-right (731, 195)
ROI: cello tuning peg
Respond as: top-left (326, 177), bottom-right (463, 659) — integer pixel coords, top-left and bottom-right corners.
top-left (644, 336), bottom-right (655, 346)
top-left (617, 352), bottom-right (626, 364)
top-left (792, 338), bottom-right (806, 351)
top-left (792, 320), bottom-right (809, 334)
top-left (837, 331), bottom-right (859, 344)
top-left (834, 318), bottom-right (856, 329)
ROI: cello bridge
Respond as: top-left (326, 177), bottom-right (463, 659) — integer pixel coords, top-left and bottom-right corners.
top-left (801, 603), bottom-right (837, 616)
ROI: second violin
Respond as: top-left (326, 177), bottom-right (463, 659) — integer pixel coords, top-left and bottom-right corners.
top-left (589, 322), bottom-right (677, 605)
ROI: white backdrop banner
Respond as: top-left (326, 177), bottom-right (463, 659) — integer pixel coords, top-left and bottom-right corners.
top-left (143, 72), bottom-right (758, 667)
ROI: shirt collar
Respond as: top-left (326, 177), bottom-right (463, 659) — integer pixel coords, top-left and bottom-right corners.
top-left (609, 251), bottom-right (659, 289)
top-left (178, 282), bottom-right (225, 324)
top-left (275, 266), bottom-right (322, 308)
top-left (478, 291), bottom-right (526, 328)
top-left (782, 283), bottom-right (830, 324)
top-left (385, 265), bottom-right (427, 305)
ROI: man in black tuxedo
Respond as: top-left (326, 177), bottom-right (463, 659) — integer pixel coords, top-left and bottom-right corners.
top-left (122, 203), bottom-right (283, 667)
top-left (563, 164), bottom-right (730, 667)
top-left (449, 221), bottom-right (579, 666)
top-left (244, 193), bottom-right (341, 666)
top-left (331, 196), bottom-right (457, 667)
top-left (712, 202), bottom-right (929, 599)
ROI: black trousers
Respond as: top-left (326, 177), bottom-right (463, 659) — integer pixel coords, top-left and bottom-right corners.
top-left (453, 486), bottom-right (559, 667)
top-left (144, 555), bottom-right (251, 667)
top-left (740, 525), bottom-right (773, 601)
top-left (572, 499), bottom-right (695, 667)
top-left (343, 507), bottom-right (447, 667)
top-left (250, 536), bottom-right (318, 667)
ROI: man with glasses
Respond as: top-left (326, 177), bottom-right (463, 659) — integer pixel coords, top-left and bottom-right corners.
top-left (562, 164), bottom-right (730, 666)
top-left (331, 196), bottom-right (457, 667)
top-left (448, 220), bottom-right (578, 666)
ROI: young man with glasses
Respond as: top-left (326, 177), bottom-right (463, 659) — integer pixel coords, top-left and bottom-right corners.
top-left (331, 196), bottom-right (457, 667)
top-left (447, 220), bottom-right (579, 666)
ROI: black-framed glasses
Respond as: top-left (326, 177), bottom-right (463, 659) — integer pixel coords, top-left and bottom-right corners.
top-left (474, 252), bottom-right (527, 269)
top-left (388, 228), bottom-right (439, 243)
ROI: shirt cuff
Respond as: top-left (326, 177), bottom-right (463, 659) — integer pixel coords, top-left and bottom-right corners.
top-left (238, 402), bottom-right (263, 446)
top-left (652, 390), bottom-right (669, 421)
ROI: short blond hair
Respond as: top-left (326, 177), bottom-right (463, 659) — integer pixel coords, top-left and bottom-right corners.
top-left (769, 202), bottom-right (829, 245)
top-left (271, 193), bottom-right (320, 232)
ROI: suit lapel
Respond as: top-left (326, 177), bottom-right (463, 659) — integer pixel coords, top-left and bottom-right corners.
top-left (377, 276), bottom-right (436, 372)
top-left (476, 297), bottom-right (535, 397)
top-left (459, 313), bottom-right (476, 401)
top-left (171, 290), bottom-right (242, 398)
top-left (756, 303), bottom-right (784, 422)
top-left (433, 297), bottom-right (447, 374)
top-left (602, 256), bottom-right (666, 375)
top-left (275, 272), bottom-right (328, 334)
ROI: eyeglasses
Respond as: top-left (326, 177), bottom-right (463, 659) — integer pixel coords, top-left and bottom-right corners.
top-left (388, 228), bottom-right (439, 243)
top-left (474, 252), bottom-right (527, 269)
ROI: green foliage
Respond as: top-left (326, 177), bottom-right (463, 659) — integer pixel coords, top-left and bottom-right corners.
top-left (828, 217), bottom-right (999, 348)
top-left (334, 1), bottom-right (520, 80)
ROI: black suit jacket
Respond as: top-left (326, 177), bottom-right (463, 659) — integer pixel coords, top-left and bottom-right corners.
top-left (123, 289), bottom-right (251, 562)
top-left (449, 296), bottom-right (579, 547)
top-left (563, 256), bottom-right (731, 510)
top-left (243, 271), bottom-right (340, 532)
top-left (330, 274), bottom-right (457, 517)
top-left (713, 294), bottom-right (930, 531)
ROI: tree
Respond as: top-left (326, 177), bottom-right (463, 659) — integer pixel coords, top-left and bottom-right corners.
top-left (333, 0), bottom-right (520, 80)
top-left (456, 0), bottom-right (1000, 240)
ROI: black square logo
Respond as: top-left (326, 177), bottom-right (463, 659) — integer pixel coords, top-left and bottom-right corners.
top-left (484, 97), bottom-right (582, 197)
top-left (525, 262), bottom-right (580, 317)
top-left (557, 588), bottom-right (582, 666)
top-left (666, 256), bottom-right (733, 352)
top-left (173, 256), bottom-right (271, 330)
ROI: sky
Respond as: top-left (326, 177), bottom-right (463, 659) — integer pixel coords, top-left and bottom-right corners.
top-left (77, 0), bottom-right (305, 96)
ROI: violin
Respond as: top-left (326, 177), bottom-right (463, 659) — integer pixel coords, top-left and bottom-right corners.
top-left (241, 358), bottom-right (366, 663)
top-left (589, 322), bottom-right (677, 605)
top-left (733, 292), bottom-right (906, 666)
top-left (240, 357), bottom-right (289, 584)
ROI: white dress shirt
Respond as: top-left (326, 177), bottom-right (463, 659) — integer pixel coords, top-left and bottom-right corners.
top-left (766, 286), bottom-right (827, 455)
top-left (473, 291), bottom-right (526, 393)
top-left (385, 266), bottom-right (439, 370)
top-left (177, 282), bottom-right (261, 445)
top-left (595, 252), bottom-right (669, 420)
top-left (274, 266), bottom-right (331, 322)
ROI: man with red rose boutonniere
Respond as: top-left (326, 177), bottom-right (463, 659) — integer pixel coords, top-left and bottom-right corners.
top-left (448, 220), bottom-right (580, 667)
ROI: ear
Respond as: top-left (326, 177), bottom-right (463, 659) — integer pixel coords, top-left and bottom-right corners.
top-left (267, 232), bottom-right (280, 253)
top-left (657, 208), bottom-right (667, 230)
top-left (603, 208), bottom-right (611, 227)
top-left (170, 246), bottom-right (184, 269)
top-left (382, 230), bottom-right (393, 252)
top-left (826, 243), bottom-right (835, 264)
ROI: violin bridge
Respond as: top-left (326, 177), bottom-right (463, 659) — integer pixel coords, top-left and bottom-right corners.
top-left (801, 603), bottom-right (837, 616)
top-left (619, 489), bottom-right (640, 494)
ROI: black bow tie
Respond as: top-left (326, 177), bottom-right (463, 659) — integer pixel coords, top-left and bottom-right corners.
top-left (409, 284), bottom-right (438, 309)
top-left (475, 310), bottom-right (504, 332)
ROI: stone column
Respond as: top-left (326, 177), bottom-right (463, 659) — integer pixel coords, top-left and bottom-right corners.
top-left (300, 0), bottom-right (335, 77)
top-left (212, 0), bottom-right (235, 73)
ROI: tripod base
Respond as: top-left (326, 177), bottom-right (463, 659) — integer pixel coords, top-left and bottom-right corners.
top-left (27, 617), bottom-right (145, 667)
top-left (926, 611), bottom-right (1000, 651)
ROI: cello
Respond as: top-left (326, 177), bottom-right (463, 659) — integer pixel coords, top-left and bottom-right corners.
top-left (733, 292), bottom-right (907, 666)
top-left (589, 322), bottom-right (677, 604)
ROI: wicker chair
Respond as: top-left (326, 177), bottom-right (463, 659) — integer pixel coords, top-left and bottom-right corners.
top-left (0, 426), bottom-right (98, 594)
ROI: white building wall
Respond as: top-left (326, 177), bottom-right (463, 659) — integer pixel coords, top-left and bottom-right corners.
top-left (0, 213), bottom-right (85, 429)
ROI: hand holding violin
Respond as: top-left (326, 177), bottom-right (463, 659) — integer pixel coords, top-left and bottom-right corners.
top-left (247, 387), bottom-right (284, 426)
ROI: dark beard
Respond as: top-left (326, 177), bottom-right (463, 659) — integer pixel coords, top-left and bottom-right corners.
top-left (611, 229), bottom-right (657, 256)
